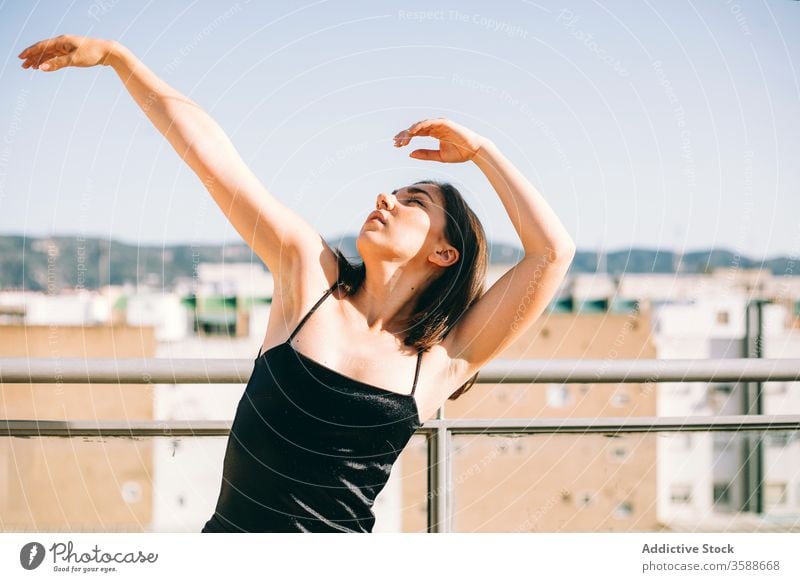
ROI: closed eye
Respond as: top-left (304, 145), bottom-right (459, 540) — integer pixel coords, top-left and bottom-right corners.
top-left (404, 198), bottom-right (424, 206)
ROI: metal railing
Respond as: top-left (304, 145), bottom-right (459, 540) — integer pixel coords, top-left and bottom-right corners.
top-left (2, 357), bottom-right (800, 532)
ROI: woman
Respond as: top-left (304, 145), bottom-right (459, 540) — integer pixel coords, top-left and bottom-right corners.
top-left (19, 35), bottom-right (576, 533)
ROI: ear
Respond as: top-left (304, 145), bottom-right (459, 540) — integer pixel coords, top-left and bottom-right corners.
top-left (428, 245), bottom-right (459, 268)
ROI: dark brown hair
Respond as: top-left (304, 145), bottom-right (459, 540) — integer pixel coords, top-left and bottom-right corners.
top-left (333, 179), bottom-right (489, 400)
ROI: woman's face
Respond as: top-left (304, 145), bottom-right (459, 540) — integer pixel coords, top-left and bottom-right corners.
top-left (357, 182), bottom-right (451, 264)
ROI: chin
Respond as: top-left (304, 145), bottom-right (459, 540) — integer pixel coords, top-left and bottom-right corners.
top-left (355, 231), bottom-right (372, 256)
top-left (356, 231), bottom-right (400, 262)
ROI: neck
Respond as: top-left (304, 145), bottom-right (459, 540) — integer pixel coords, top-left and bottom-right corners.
top-left (352, 258), bottom-right (434, 335)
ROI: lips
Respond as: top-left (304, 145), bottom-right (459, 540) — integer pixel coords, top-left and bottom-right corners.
top-left (367, 211), bottom-right (387, 225)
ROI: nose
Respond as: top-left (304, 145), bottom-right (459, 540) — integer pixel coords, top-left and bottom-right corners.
top-left (376, 192), bottom-right (396, 211)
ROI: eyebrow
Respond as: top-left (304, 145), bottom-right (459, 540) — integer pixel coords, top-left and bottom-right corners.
top-left (391, 186), bottom-right (435, 203)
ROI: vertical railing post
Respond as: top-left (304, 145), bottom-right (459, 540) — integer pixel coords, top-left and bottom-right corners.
top-left (427, 405), bottom-right (453, 532)
top-left (742, 299), bottom-right (766, 514)
top-left (426, 426), bottom-right (452, 533)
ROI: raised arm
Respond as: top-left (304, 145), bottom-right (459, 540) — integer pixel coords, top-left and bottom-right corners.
top-left (18, 35), bottom-right (335, 289)
top-left (394, 118), bottom-right (576, 384)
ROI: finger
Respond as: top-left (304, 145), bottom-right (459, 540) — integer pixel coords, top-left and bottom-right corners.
top-left (19, 37), bottom-right (58, 56)
top-left (22, 48), bottom-right (59, 68)
top-left (394, 119), bottom-right (438, 140)
top-left (393, 130), bottom-right (415, 146)
top-left (407, 119), bottom-right (440, 135)
top-left (411, 117), bottom-right (449, 132)
top-left (409, 149), bottom-right (442, 162)
top-left (18, 42), bottom-right (41, 58)
top-left (21, 39), bottom-right (58, 60)
top-left (21, 57), bottom-right (45, 69)
top-left (408, 126), bottom-right (435, 137)
top-left (22, 53), bottom-right (56, 69)
top-left (24, 38), bottom-right (72, 64)
top-left (394, 125), bottom-right (437, 147)
top-left (409, 127), bottom-right (438, 145)
top-left (39, 54), bottom-right (71, 72)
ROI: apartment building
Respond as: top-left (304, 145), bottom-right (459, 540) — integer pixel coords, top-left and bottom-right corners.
top-left (0, 324), bottom-right (156, 531)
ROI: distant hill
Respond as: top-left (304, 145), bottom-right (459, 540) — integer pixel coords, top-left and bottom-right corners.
top-left (0, 234), bottom-right (256, 292)
top-left (0, 234), bottom-right (785, 292)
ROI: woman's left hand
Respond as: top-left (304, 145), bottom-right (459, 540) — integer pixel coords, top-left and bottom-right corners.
top-left (393, 118), bottom-right (488, 163)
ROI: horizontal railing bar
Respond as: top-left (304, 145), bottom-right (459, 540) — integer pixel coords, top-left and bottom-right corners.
top-left (426, 415), bottom-right (800, 434)
top-left (474, 359), bottom-right (800, 383)
top-left (1, 416), bottom-right (798, 437)
top-left (0, 420), bottom-right (233, 437)
top-left (2, 358), bottom-right (800, 384)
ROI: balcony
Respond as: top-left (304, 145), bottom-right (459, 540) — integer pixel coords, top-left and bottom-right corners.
top-left (1, 357), bottom-right (799, 532)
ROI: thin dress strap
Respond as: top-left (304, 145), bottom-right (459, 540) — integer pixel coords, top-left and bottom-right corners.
top-left (288, 282), bottom-right (339, 342)
top-left (410, 350), bottom-right (423, 396)
top-left (258, 282), bottom-right (338, 358)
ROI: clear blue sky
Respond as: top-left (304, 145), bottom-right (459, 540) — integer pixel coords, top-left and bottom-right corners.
top-left (1, 0), bottom-right (798, 259)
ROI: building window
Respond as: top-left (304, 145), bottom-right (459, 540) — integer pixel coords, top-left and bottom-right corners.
top-left (613, 501), bottom-right (633, 519)
top-left (546, 384), bottom-right (573, 408)
top-left (670, 484), bottom-right (693, 504)
top-left (765, 483), bottom-right (788, 506)
top-left (713, 483), bottom-right (732, 506)
top-left (712, 383), bottom-right (734, 395)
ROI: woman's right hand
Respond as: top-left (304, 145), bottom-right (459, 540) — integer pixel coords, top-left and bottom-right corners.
top-left (18, 35), bottom-right (117, 71)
